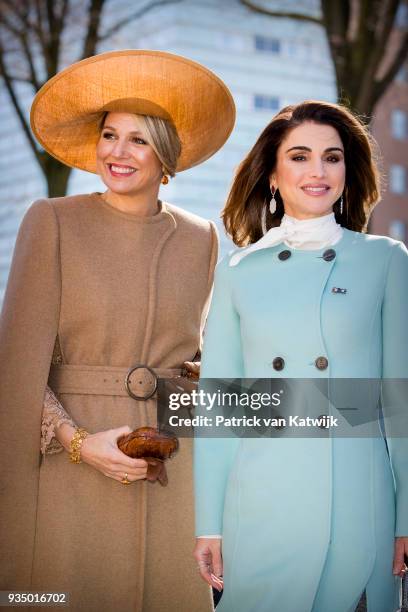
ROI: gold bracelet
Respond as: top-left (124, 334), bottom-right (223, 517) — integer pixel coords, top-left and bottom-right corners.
top-left (69, 427), bottom-right (88, 464)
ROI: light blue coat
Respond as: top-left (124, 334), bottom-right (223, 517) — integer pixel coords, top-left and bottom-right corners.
top-left (194, 229), bottom-right (408, 612)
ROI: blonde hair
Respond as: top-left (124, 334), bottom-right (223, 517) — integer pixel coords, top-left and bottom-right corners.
top-left (98, 112), bottom-right (182, 177)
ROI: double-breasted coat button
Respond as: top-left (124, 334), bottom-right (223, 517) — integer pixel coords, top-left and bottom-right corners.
top-left (315, 356), bottom-right (328, 370)
top-left (278, 250), bottom-right (291, 261)
top-left (322, 249), bottom-right (336, 262)
top-left (272, 357), bottom-right (285, 371)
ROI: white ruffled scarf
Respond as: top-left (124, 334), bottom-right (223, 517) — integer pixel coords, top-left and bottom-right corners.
top-left (229, 212), bottom-right (343, 267)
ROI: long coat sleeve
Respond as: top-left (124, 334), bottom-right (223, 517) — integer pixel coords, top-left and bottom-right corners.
top-left (0, 200), bottom-right (61, 588)
top-left (194, 256), bottom-right (243, 535)
top-left (381, 242), bottom-right (408, 536)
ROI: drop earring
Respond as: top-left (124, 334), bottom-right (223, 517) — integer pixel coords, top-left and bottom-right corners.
top-left (269, 187), bottom-right (277, 215)
top-left (339, 194), bottom-right (343, 215)
top-left (161, 166), bottom-right (169, 185)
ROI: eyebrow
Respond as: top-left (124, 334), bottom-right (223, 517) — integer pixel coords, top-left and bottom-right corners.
top-left (285, 146), bottom-right (344, 153)
top-left (102, 125), bottom-right (144, 135)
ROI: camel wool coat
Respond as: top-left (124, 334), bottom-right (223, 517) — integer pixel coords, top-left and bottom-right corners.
top-left (0, 193), bottom-right (217, 612)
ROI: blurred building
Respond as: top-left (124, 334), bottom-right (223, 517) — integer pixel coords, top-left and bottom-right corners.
top-left (370, 5), bottom-right (408, 241)
top-left (371, 67), bottom-right (408, 241)
top-left (0, 0), bottom-right (338, 303)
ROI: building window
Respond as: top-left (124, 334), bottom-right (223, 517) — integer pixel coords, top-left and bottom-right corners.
top-left (390, 165), bottom-right (407, 194)
top-left (396, 3), bottom-right (408, 28)
top-left (389, 220), bottom-right (406, 241)
top-left (391, 110), bottom-right (407, 139)
top-left (254, 35), bottom-right (281, 54)
top-left (396, 64), bottom-right (408, 83)
top-left (254, 95), bottom-right (280, 111)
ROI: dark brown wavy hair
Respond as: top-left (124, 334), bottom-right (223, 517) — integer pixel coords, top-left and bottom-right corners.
top-left (223, 100), bottom-right (381, 246)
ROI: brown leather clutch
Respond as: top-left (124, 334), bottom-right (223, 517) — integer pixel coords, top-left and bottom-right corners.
top-left (117, 426), bottom-right (178, 460)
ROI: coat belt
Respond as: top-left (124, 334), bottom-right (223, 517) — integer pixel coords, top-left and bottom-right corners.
top-left (48, 363), bottom-right (183, 399)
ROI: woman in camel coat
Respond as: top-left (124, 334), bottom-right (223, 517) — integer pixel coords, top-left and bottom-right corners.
top-left (0, 50), bottom-right (235, 612)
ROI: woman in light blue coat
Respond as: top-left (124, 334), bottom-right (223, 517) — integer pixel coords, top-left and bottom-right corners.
top-left (193, 101), bottom-right (408, 612)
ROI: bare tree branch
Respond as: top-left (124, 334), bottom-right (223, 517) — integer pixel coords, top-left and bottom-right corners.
top-left (355, 0), bottom-right (400, 113)
top-left (45, 0), bottom-right (56, 35)
top-left (321, 0), bottom-right (350, 87)
top-left (0, 12), bottom-right (24, 38)
top-left (33, 0), bottom-right (49, 71)
top-left (45, 0), bottom-right (59, 75)
top-left (1, 0), bottom-right (32, 29)
top-left (81, 0), bottom-right (105, 58)
top-left (0, 39), bottom-right (44, 170)
top-left (373, 31), bottom-right (408, 102)
top-left (0, 0), bottom-right (44, 47)
top-left (46, 0), bottom-right (70, 66)
top-left (0, 5), bottom-right (43, 89)
top-left (321, 0), bottom-right (349, 38)
top-left (100, 0), bottom-right (185, 41)
top-left (240, 0), bottom-right (322, 25)
top-left (55, 0), bottom-right (69, 35)
top-left (320, 0), bottom-right (408, 116)
top-left (20, 29), bottom-right (42, 90)
top-left (0, 72), bottom-right (35, 84)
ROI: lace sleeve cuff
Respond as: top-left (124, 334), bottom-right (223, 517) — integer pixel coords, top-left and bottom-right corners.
top-left (41, 385), bottom-right (76, 455)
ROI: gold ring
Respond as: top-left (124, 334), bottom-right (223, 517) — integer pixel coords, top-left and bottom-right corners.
top-left (121, 473), bottom-right (131, 485)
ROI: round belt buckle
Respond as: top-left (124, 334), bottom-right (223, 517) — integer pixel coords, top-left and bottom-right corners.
top-left (125, 365), bottom-right (158, 401)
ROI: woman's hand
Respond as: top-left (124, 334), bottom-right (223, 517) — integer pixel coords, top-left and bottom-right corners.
top-left (183, 360), bottom-right (200, 380)
top-left (80, 425), bottom-right (149, 483)
top-left (57, 423), bottom-right (148, 483)
top-left (193, 537), bottom-right (224, 592)
top-left (393, 537), bottom-right (408, 577)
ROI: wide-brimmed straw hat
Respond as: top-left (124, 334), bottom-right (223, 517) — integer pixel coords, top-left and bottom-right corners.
top-left (30, 49), bottom-right (236, 173)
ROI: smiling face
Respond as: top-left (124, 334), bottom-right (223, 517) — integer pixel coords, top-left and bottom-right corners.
top-left (96, 112), bottom-right (163, 197)
top-left (270, 121), bottom-right (346, 219)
